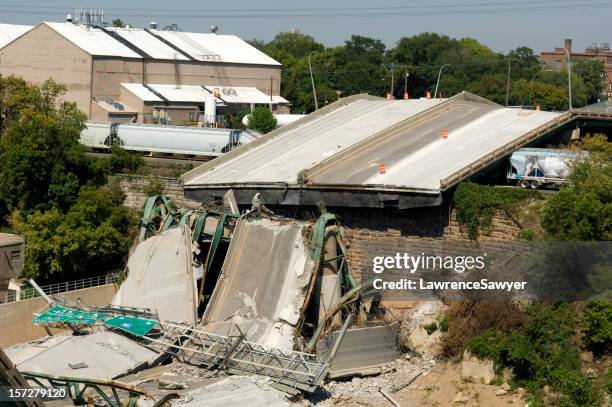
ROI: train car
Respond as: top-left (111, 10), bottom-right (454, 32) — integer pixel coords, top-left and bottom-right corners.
top-left (80, 122), bottom-right (256, 156)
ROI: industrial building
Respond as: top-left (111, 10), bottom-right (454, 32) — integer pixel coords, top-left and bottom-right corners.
top-left (0, 21), bottom-right (287, 124)
top-left (541, 39), bottom-right (612, 99)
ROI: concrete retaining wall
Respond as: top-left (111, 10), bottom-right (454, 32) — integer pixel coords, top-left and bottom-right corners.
top-left (0, 284), bottom-right (117, 349)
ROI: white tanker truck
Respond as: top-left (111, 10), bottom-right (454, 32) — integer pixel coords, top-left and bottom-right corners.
top-left (507, 148), bottom-right (587, 189)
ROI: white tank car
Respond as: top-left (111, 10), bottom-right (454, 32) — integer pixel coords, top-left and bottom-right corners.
top-left (80, 122), bottom-right (253, 156)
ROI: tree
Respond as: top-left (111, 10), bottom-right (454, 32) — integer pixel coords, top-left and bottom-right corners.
top-left (10, 185), bottom-right (136, 283)
top-left (263, 31), bottom-right (324, 58)
top-left (247, 107), bottom-right (277, 134)
top-left (507, 47), bottom-right (539, 63)
top-left (576, 59), bottom-right (605, 104)
top-left (112, 18), bottom-right (125, 28)
top-left (0, 78), bottom-right (98, 220)
top-left (542, 135), bottom-right (612, 240)
top-left (332, 35), bottom-right (387, 96)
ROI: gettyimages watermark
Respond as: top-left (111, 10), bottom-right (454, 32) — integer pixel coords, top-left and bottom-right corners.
top-left (360, 241), bottom-right (612, 301)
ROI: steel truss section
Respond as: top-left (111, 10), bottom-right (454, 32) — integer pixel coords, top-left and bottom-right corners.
top-left (144, 321), bottom-right (328, 393)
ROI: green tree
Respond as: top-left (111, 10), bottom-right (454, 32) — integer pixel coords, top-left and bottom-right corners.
top-left (10, 185), bottom-right (136, 283)
top-left (542, 135), bottom-right (612, 240)
top-left (507, 46), bottom-right (539, 63)
top-left (0, 78), bottom-right (97, 219)
top-left (332, 35), bottom-right (387, 96)
top-left (263, 31), bottom-right (324, 58)
top-left (112, 18), bottom-right (125, 28)
top-left (247, 107), bottom-right (277, 134)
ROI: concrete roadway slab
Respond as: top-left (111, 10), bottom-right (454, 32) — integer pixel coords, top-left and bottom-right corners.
top-left (201, 218), bottom-right (312, 351)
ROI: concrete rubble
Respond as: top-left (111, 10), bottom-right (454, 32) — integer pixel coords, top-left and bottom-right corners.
top-left (112, 225), bottom-right (198, 325)
top-left (5, 198), bottom-right (432, 406)
top-left (201, 218), bottom-right (313, 351)
top-left (174, 376), bottom-right (291, 407)
top-left (5, 331), bottom-right (161, 380)
top-left (318, 323), bottom-right (400, 379)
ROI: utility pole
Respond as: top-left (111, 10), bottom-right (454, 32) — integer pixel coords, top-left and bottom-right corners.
top-left (563, 47), bottom-right (573, 110)
top-left (390, 65), bottom-right (394, 99)
top-left (434, 64), bottom-right (449, 99)
top-left (505, 61), bottom-right (511, 107)
top-left (404, 70), bottom-right (409, 98)
top-left (308, 53), bottom-right (318, 110)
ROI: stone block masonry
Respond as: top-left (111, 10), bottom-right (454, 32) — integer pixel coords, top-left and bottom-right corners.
top-left (111, 175), bottom-right (201, 210)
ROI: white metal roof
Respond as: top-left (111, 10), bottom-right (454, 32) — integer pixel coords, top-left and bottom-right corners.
top-left (204, 85), bottom-right (289, 104)
top-left (0, 23), bottom-right (32, 48)
top-left (108, 27), bottom-right (189, 60)
top-left (150, 29), bottom-right (281, 66)
top-left (16, 22), bottom-right (281, 66)
top-left (122, 82), bottom-right (283, 105)
top-left (44, 22), bottom-right (141, 58)
top-left (121, 83), bottom-right (162, 102)
top-left (149, 84), bottom-right (212, 103)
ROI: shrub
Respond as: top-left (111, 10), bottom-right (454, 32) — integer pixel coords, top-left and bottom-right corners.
top-left (517, 228), bottom-right (535, 240)
top-left (441, 299), bottom-right (527, 357)
top-left (453, 183), bottom-right (540, 240)
top-left (107, 145), bottom-right (144, 174)
top-left (582, 300), bottom-right (612, 355)
top-left (466, 303), bottom-right (602, 406)
top-left (438, 315), bottom-right (449, 332)
top-left (541, 188), bottom-right (608, 240)
top-left (424, 322), bottom-right (438, 335)
top-left (247, 107), bottom-right (277, 134)
top-left (143, 176), bottom-right (164, 196)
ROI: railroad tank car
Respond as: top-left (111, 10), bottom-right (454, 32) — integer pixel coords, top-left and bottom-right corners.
top-left (80, 122), bottom-right (255, 156)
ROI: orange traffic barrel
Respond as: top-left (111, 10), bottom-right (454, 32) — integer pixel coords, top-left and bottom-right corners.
top-left (442, 128), bottom-right (448, 139)
top-left (379, 163), bottom-right (386, 174)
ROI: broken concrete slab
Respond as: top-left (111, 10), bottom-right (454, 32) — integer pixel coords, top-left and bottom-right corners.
top-left (201, 218), bottom-right (313, 351)
top-left (318, 323), bottom-right (400, 379)
top-left (6, 331), bottom-right (161, 380)
top-left (173, 376), bottom-right (290, 407)
top-left (113, 225), bottom-right (198, 325)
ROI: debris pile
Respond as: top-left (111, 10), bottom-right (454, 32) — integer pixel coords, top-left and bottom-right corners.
top-left (5, 194), bottom-right (416, 406)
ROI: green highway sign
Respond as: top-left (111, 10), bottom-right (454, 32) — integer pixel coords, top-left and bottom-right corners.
top-left (103, 315), bottom-right (158, 337)
top-left (33, 306), bottom-right (109, 325)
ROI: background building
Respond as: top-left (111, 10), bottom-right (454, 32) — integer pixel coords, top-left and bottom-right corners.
top-left (541, 39), bottom-right (612, 99)
top-left (0, 20), bottom-right (287, 124)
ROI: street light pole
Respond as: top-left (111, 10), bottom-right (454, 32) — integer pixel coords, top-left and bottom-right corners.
top-left (529, 69), bottom-right (553, 107)
top-left (505, 61), bottom-right (511, 107)
top-left (308, 53), bottom-right (318, 111)
top-left (563, 47), bottom-right (572, 110)
top-left (434, 64), bottom-right (449, 99)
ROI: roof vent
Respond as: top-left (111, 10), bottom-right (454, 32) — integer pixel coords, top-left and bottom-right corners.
top-left (65, 14), bottom-right (73, 23)
top-left (209, 25), bottom-right (219, 34)
top-left (150, 22), bottom-right (158, 29)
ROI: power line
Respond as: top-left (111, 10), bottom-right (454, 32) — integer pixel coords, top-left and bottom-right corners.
top-left (0, 0), bottom-right (600, 12)
top-left (0, 1), bottom-right (611, 18)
